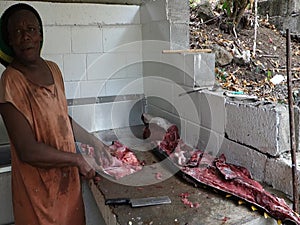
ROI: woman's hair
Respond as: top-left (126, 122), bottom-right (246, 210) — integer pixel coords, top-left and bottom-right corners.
top-left (1, 3), bottom-right (43, 46)
top-left (0, 3), bottom-right (43, 66)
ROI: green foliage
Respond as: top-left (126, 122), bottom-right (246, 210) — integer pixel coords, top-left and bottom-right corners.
top-left (216, 69), bottom-right (228, 82)
top-left (222, 0), bottom-right (232, 17)
top-left (267, 70), bottom-right (272, 80)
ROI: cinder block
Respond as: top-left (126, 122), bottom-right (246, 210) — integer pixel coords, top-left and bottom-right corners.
top-left (183, 53), bottom-right (216, 88)
top-left (170, 23), bottom-right (190, 50)
top-left (225, 101), bottom-right (290, 156)
top-left (38, 3), bottom-right (140, 26)
top-left (173, 87), bottom-right (201, 124)
top-left (63, 54), bottom-right (87, 81)
top-left (197, 126), bottom-right (222, 157)
top-left (219, 138), bottom-right (268, 182)
top-left (106, 78), bottom-right (144, 96)
top-left (199, 90), bottom-right (226, 135)
top-left (71, 27), bottom-right (103, 53)
top-left (64, 82), bottom-right (81, 99)
top-left (70, 100), bottom-right (144, 133)
top-left (144, 76), bottom-right (174, 113)
top-left (94, 100), bottom-right (145, 131)
top-left (80, 80), bottom-right (106, 98)
top-left (140, 0), bottom-right (189, 49)
top-left (69, 104), bottom-right (95, 132)
top-left (103, 25), bottom-right (142, 52)
top-left (126, 52), bottom-right (143, 77)
top-left (0, 171), bottom-right (14, 224)
top-left (264, 153), bottom-right (300, 198)
top-left (140, 0), bottom-right (167, 23)
top-left (167, 0), bottom-right (189, 23)
top-left (141, 21), bottom-right (170, 42)
top-left (161, 53), bottom-right (185, 85)
top-left (43, 27), bottom-right (71, 54)
top-left (87, 53), bottom-right (126, 80)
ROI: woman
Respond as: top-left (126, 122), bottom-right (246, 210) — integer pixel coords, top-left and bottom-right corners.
top-left (0, 3), bottom-right (110, 224)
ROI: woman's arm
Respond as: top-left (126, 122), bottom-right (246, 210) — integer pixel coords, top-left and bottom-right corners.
top-left (69, 116), bottom-right (113, 166)
top-left (0, 102), bottom-right (97, 178)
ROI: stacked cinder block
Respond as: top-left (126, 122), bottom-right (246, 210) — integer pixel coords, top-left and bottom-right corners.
top-left (176, 87), bottom-right (300, 199)
top-left (221, 99), bottom-right (300, 198)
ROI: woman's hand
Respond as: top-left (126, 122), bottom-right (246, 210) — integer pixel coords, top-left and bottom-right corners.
top-left (77, 154), bottom-right (100, 179)
top-left (93, 142), bottom-right (114, 168)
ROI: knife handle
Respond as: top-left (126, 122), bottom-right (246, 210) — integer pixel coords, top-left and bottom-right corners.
top-left (105, 198), bottom-right (130, 205)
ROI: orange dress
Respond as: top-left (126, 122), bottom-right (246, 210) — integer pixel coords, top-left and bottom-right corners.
top-left (0, 61), bottom-right (85, 225)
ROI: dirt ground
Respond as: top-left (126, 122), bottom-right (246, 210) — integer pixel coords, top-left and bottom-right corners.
top-left (189, 4), bottom-right (300, 104)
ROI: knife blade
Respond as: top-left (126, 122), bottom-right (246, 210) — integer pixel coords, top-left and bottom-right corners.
top-left (105, 196), bottom-right (171, 207)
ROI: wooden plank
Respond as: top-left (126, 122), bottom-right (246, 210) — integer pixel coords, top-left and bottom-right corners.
top-left (162, 49), bottom-right (212, 54)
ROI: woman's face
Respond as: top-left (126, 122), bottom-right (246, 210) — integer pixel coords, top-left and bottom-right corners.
top-left (7, 9), bottom-right (42, 64)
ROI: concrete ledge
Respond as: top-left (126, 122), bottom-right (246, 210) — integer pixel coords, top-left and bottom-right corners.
top-left (89, 181), bottom-right (119, 225)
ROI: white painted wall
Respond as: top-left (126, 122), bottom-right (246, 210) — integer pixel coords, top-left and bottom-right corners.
top-left (0, 1), bottom-right (145, 133)
top-left (0, 1), bottom-right (143, 99)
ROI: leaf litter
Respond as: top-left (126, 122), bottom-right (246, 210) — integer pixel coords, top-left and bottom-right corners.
top-left (189, 3), bottom-right (300, 104)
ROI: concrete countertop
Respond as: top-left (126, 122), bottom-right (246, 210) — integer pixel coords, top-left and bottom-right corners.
top-left (90, 126), bottom-right (295, 225)
top-left (88, 150), bottom-right (280, 225)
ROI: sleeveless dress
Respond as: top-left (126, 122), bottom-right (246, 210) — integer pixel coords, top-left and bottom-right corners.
top-left (0, 60), bottom-right (85, 225)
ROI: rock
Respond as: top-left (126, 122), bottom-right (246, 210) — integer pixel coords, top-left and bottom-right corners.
top-left (212, 44), bottom-right (233, 66)
top-left (196, 0), bottom-right (218, 23)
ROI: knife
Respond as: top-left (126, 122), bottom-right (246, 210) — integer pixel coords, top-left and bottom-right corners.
top-left (105, 196), bottom-right (171, 207)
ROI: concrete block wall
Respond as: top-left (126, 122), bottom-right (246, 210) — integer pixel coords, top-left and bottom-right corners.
top-left (0, 0), bottom-right (193, 136)
top-left (140, 0), bottom-right (189, 50)
top-left (219, 134), bottom-right (300, 199)
top-left (146, 73), bottom-right (300, 198)
top-left (188, 92), bottom-right (300, 199)
top-left (226, 101), bottom-right (290, 156)
top-left (143, 52), bottom-right (217, 145)
top-left (141, 0), bottom-right (216, 145)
